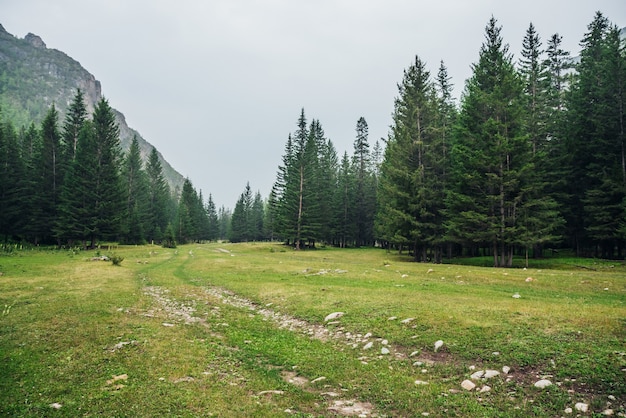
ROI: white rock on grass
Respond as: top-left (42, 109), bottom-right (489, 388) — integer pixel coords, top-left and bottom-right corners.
top-left (414, 380), bottom-right (429, 385)
top-left (502, 366), bottom-right (511, 374)
top-left (534, 379), bottom-right (552, 389)
top-left (49, 403), bottom-right (62, 410)
top-left (324, 312), bottom-right (344, 322)
top-left (480, 385), bottom-right (491, 393)
top-left (461, 380), bottom-right (476, 391)
top-left (484, 370), bottom-right (500, 379)
top-left (363, 342), bottom-right (373, 350)
top-left (603, 409), bottom-right (614, 416)
top-left (470, 370), bottom-right (485, 379)
top-left (381, 347), bottom-right (390, 355)
top-left (575, 403), bottom-right (589, 413)
top-left (512, 293), bottom-right (521, 299)
top-left (434, 340), bottom-right (444, 352)
top-left (564, 407), bottom-right (573, 414)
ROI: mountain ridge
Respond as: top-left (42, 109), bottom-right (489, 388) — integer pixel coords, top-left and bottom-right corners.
top-left (0, 23), bottom-right (185, 193)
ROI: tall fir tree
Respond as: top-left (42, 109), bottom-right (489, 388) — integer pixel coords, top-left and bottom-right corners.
top-left (120, 136), bottom-right (149, 244)
top-left (446, 17), bottom-right (530, 266)
top-left (33, 105), bottom-right (63, 243)
top-left (145, 147), bottom-right (171, 243)
top-left (565, 12), bottom-right (626, 257)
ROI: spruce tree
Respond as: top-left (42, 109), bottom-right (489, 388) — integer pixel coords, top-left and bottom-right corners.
top-left (62, 89), bottom-right (88, 163)
top-left (565, 13), bottom-right (626, 257)
top-left (120, 136), bottom-right (149, 244)
top-left (446, 17), bottom-right (529, 266)
top-left (34, 105), bottom-right (63, 243)
top-left (145, 147), bottom-right (171, 243)
top-left (206, 194), bottom-right (219, 241)
top-left (0, 118), bottom-right (24, 242)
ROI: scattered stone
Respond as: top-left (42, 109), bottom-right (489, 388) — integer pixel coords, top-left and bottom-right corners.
top-left (381, 339), bottom-right (389, 345)
top-left (415, 380), bottom-right (429, 385)
top-left (575, 403), bottom-right (589, 413)
top-left (470, 370), bottom-right (485, 379)
top-left (502, 366), bottom-right (511, 374)
top-left (162, 322), bottom-right (175, 327)
top-left (324, 312), bottom-right (344, 322)
top-left (525, 277), bottom-right (534, 282)
top-left (604, 410), bottom-right (614, 416)
top-left (427, 268), bottom-right (434, 274)
top-left (327, 400), bottom-right (374, 416)
top-left (564, 407), bottom-right (573, 414)
top-left (512, 293), bottom-right (521, 299)
top-left (258, 390), bottom-right (284, 396)
top-left (363, 332), bottom-right (372, 339)
top-left (434, 340), bottom-right (444, 352)
top-left (388, 316), bottom-right (398, 321)
top-left (492, 351), bottom-right (500, 356)
top-left (172, 376), bottom-right (194, 383)
top-left (401, 274), bottom-right (409, 278)
top-left (534, 379), bottom-right (552, 389)
top-left (413, 361), bottom-right (423, 367)
top-left (106, 374), bottom-right (128, 385)
top-left (381, 347), bottom-right (390, 355)
top-left (461, 380), bottom-right (476, 391)
top-left (363, 342), bottom-right (373, 350)
top-left (49, 403), bottom-right (62, 409)
top-left (409, 351), bottom-right (420, 357)
top-left (321, 391), bottom-right (341, 397)
top-left (311, 376), bottom-right (326, 384)
top-left (484, 370), bottom-right (500, 379)
top-left (469, 365), bottom-right (476, 370)
top-left (401, 318), bottom-right (415, 324)
top-left (480, 385), bottom-right (491, 393)
top-left (608, 395), bottom-right (616, 401)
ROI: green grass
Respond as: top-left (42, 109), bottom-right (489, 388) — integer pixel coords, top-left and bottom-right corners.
top-left (1, 243), bottom-right (624, 417)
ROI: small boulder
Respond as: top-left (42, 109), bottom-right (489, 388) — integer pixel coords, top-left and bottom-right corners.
top-left (434, 340), bottom-right (444, 352)
top-left (381, 347), bottom-right (390, 355)
top-left (324, 312), bottom-right (344, 322)
top-left (480, 385), bottom-right (491, 393)
top-left (461, 380), bottom-right (476, 391)
top-left (575, 403), bottom-right (588, 413)
top-left (502, 366), bottom-right (511, 374)
top-left (363, 342), bottom-right (373, 350)
top-left (484, 370), bottom-right (500, 379)
top-left (534, 379), bottom-right (552, 389)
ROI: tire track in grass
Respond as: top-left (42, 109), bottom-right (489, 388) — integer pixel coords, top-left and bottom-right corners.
top-left (144, 285), bottom-right (378, 417)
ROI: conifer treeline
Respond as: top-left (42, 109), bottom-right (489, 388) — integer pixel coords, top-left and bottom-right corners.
top-left (265, 13), bottom-right (626, 264)
top-left (0, 90), bottom-right (228, 247)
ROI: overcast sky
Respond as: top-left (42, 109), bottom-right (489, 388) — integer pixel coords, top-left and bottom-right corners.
top-left (1, 1), bottom-right (625, 208)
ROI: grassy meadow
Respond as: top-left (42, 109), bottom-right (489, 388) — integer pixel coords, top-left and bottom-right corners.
top-left (0, 243), bottom-right (624, 417)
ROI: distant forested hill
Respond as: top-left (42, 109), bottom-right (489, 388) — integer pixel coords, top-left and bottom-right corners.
top-left (0, 24), bottom-right (184, 192)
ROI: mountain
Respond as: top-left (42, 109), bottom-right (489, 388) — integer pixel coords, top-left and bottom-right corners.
top-left (0, 24), bottom-right (184, 192)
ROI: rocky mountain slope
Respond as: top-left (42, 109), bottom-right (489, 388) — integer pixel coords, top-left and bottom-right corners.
top-left (0, 24), bottom-right (184, 192)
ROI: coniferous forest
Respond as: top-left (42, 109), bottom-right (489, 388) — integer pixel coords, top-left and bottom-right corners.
top-left (1, 13), bottom-right (625, 265)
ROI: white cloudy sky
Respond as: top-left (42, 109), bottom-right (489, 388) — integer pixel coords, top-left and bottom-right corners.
top-left (1, 1), bottom-right (625, 208)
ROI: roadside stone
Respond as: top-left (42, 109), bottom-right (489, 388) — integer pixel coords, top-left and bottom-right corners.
top-left (484, 370), bottom-right (500, 379)
top-left (461, 380), bottom-right (476, 391)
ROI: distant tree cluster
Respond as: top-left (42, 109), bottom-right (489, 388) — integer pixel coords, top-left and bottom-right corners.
top-left (0, 90), bottom-right (227, 247)
top-left (267, 12), bottom-right (626, 264)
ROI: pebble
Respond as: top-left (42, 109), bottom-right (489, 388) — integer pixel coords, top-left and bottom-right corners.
top-left (409, 351), bottom-right (420, 357)
top-left (480, 385), bottom-right (491, 393)
top-left (564, 407), bottom-right (573, 414)
top-left (381, 347), bottom-right (390, 355)
top-left (434, 340), bottom-right (443, 352)
top-left (512, 293), bottom-right (521, 299)
top-left (49, 403), bottom-right (62, 409)
top-left (502, 366), bottom-right (511, 374)
top-left (603, 410), bottom-right (614, 416)
top-left (414, 380), bottom-right (429, 385)
top-left (363, 342), bottom-right (373, 350)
